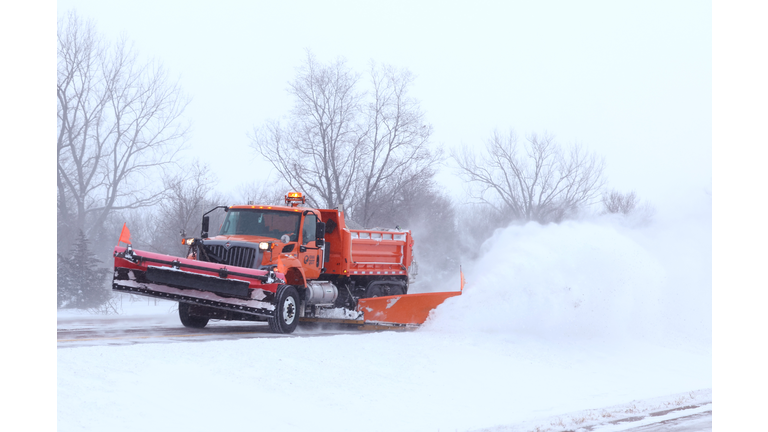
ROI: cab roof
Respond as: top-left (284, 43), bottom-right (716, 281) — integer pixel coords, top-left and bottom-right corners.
top-left (228, 204), bottom-right (319, 214)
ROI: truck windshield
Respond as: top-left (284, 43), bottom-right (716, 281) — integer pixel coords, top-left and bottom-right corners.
top-left (218, 209), bottom-right (301, 241)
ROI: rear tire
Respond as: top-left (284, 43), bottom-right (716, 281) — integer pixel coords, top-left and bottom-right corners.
top-left (179, 302), bottom-right (209, 329)
top-left (268, 285), bottom-right (300, 334)
top-left (366, 284), bottom-right (384, 298)
top-left (365, 282), bottom-right (405, 298)
top-left (390, 285), bottom-right (405, 296)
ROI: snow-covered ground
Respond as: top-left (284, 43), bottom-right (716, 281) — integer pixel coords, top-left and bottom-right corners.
top-left (57, 198), bottom-right (711, 432)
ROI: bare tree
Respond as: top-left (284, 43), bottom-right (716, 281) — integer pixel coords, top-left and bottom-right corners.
top-left (250, 52), bottom-right (441, 227)
top-left (57, 10), bottom-right (189, 253)
top-left (601, 188), bottom-right (656, 225)
top-left (352, 62), bottom-right (440, 227)
top-left (138, 162), bottom-right (228, 256)
top-left (236, 179), bottom-right (288, 206)
top-left (453, 130), bottom-right (605, 224)
top-left (251, 50), bottom-right (362, 210)
top-left (602, 189), bottom-right (638, 215)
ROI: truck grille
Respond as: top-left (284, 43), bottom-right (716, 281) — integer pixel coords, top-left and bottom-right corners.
top-left (200, 244), bottom-right (259, 269)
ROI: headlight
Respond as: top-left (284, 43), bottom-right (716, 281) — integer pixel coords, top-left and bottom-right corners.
top-left (182, 238), bottom-right (195, 245)
top-left (259, 242), bottom-right (270, 250)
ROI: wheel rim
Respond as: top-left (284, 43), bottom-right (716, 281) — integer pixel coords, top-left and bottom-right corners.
top-left (282, 296), bottom-right (296, 325)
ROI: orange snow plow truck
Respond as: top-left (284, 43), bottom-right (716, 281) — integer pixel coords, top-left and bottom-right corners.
top-left (113, 192), bottom-right (461, 333)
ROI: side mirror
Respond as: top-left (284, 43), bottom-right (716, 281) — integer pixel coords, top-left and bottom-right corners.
top-left (316, 221), bottom-right (326, 239)
top-left (201, 215), bottom-right (210, 238)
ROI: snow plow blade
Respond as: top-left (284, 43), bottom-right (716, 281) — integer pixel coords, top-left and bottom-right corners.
top-left (356, 291), bottom-right (461, 326)
top-left (112, 245), bottom-right (282, 318)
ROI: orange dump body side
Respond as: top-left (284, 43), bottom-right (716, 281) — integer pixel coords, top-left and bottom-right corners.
top-left (316, 210), bottom-right (414, 279)
top-left (347, 229), bottom-right (413, 278)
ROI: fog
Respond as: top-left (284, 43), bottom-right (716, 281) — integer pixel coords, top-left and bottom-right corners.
top-left (54, 0), bottom-right (711, 216)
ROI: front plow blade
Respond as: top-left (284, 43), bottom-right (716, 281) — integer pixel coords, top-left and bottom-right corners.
top-left (356, 291), bottom-right (461, 325)
top-left (113, 245), bottom-right (280, 318)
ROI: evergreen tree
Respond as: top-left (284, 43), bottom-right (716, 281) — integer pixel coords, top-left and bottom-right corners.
top-left (57, 230), bottom-right (111, 309)
top-left (57, 253), bottom-right (71, 308)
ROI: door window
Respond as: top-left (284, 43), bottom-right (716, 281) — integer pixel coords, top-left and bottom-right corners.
top-left (302, 214), bottom-right (317, 244)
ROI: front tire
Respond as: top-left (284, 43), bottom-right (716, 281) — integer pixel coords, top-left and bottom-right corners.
top-left (268, 285), bottom-right (300, 334)
top-left (179, 302), bottom-right (209, 329)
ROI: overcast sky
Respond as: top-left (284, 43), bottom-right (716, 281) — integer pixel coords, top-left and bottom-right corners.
top-left (56, 0), bottom-right (712, 217)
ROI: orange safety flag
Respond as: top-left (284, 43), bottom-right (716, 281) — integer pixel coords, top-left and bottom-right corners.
top-left (118, 223), bottom-right (131, 246)
top-left (460, 267), bottom-right (466, 292)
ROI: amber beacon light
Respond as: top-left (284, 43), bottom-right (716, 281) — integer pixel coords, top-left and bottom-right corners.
top-left (284, 191), bottom-right (306, 206)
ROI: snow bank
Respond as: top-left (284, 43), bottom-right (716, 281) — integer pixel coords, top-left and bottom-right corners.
top-left (424, 198), bottom-right (711, 346)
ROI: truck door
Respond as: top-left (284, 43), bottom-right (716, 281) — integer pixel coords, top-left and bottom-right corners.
top-left (300, 213), bottom-right (322, 279)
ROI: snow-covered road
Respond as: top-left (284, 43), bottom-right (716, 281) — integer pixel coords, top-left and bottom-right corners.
top-left (57, 296), bottom-right (711, 432)
top-left (57, 315), bottom-right (364, 348)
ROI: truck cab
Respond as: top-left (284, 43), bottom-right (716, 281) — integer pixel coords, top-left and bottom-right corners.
top-left (198, 193), bottom-right (326, 286)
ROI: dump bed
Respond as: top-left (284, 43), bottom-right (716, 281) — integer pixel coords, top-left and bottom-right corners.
top-left (348, 229), bottom-right (413, 276)
top-left (317, 209), bottom-right (414, 278)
